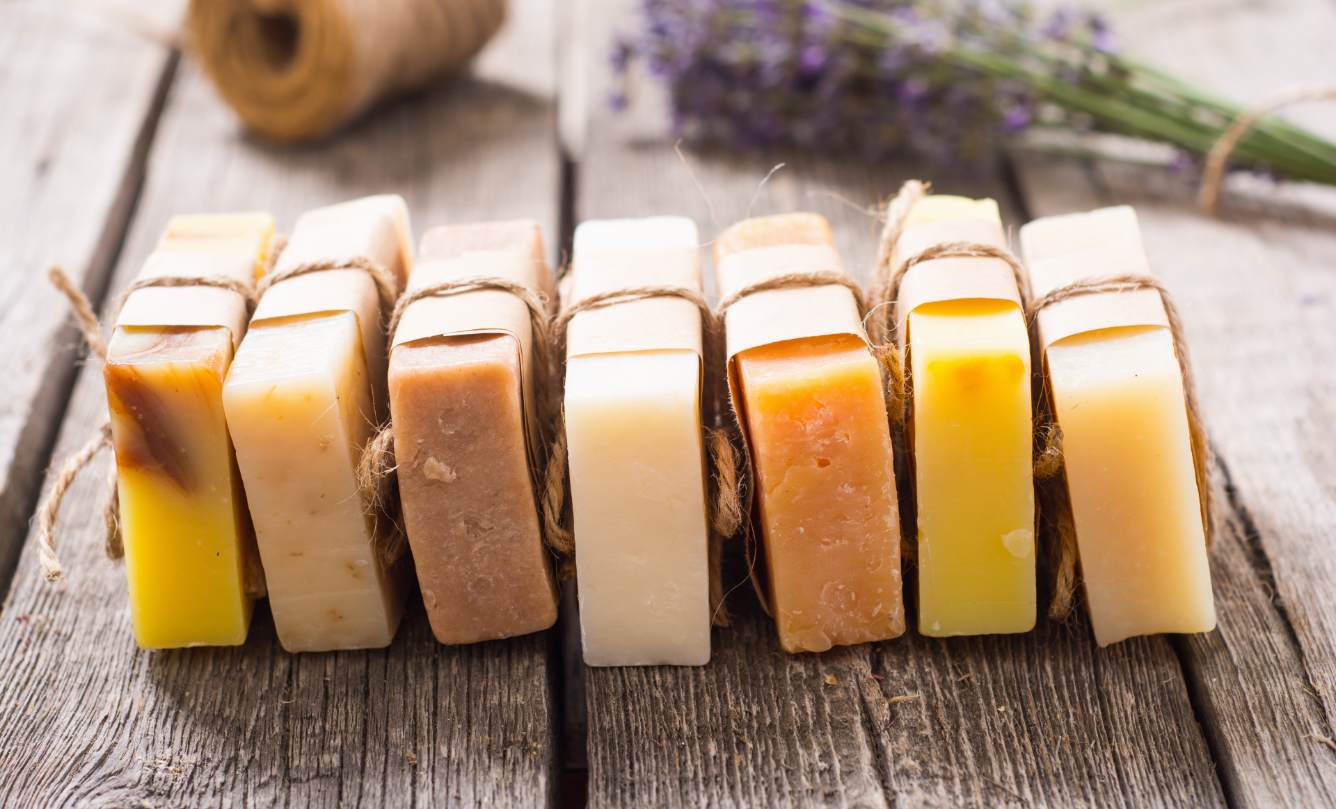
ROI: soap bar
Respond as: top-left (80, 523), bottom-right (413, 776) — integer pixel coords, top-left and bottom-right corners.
top-left (388, 221), bottom-right (558, 644)
top-left (1020, 206), bottom-right (1215, 646)
top-left (717, 213), bottom-right (904, 653)
top-left (564, 217), bottom-right (711, 667)
top-left (223, 196), bottom-right (412, 652)
top-left (105, 212), bottom-right (273, 648)
top-left (891, 196), bottom-right (1035, 637)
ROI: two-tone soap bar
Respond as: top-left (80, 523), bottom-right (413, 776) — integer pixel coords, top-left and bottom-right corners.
top-left (1021, 206), bottom-right (1215, 647)
top-left (889, 196), bottom-right (1036, 637)
top-left (105, 213), bottom-right (274, 648)
top-left (716, 213), bottom-right (904, 653)
top-left (388, 221), bottom-right (559, 645)
top-left (223, 195), bottom-right (413, 652)
top-left (565, 217), bottom-right (712, 667)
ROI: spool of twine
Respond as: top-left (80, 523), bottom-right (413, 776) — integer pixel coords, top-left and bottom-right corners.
top-left (187, 0), bottom-right (507, 143)
top-left (1029, 276), bottom-right (1214, 619)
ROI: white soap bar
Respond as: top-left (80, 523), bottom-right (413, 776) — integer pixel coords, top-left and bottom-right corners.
top-left (565, 217), bottom-right (711, 666)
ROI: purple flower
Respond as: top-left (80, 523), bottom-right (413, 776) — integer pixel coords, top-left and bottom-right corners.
top-left (609, 0), bottom-right (1336, 185)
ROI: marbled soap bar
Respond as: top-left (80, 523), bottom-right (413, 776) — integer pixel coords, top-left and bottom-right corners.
top-left (565, 217), bottom-right (712, 666)
top-left (106, 212), bottom-right (273, 648)
top-left (717, 213), bottom-right (904, 653)
top-left (223, 196), bottom-right (412, 652)
top-left (890, 196), bottom-right (1035, 637)
top-left (1021, 206), bottom-right (1215, 646)
top-left (388, 221), bottom-right (558, 644)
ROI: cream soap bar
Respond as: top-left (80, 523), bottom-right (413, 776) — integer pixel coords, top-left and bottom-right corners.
top-left (106, 212), bottom-right (273, 648)
top-left (716, 213), bottom-right (904, 653)
top-left (223, 196), bottom-right (412, 652)
top-left (564, 217), bottom-right (711, 667)
top-left (1020, 206), bottom-right (1215, 647)
top-left (388, 221), bottom-right (558, 644)
top-left (891, 196), bottom-right (1035, 637)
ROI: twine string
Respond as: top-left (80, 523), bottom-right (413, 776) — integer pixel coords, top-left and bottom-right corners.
top-left (1029, 274), bottom-right (1214, 619)
top-left (1199, 86), bottom-right (1336, 215)
top-left (37, 249), bottom-right (264, 582)
top-left (258, 254), bottom-right (400, 315)
top-left (187, 0), bottom-right (507, 142)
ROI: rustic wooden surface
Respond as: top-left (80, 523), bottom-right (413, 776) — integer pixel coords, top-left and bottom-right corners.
top-left (0, 2), bottom-right (176, 587)
top-left (0, 2), bottom-right (560, 806)
top-left (1, 0), bottom-right (1334, 805)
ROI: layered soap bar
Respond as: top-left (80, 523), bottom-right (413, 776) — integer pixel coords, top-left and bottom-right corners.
top-left (223, 196), bottom-right (412, 652)
top-left (105, 213), bottom-right (273, 648)
top-left (388, 221), bottom-right (558, 644)
top-left (1020, 206), bottom-right (1214, 646)
top-left (565, 217), bottom-right (711, 666)
top-left (891, 196), bottom-right (1035, 637)
top-left (717, 213), bottom-right (903, 653)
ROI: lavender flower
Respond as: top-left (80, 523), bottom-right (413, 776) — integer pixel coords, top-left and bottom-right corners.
top-left (613, 0), bottom-right (1336, 185)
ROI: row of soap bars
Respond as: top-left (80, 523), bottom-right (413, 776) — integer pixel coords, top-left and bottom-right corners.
top-left (59, 189), bottom-right (1214, 664)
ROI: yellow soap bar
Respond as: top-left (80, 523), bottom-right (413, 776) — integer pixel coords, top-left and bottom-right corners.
top-left (720, 214), bottom-right (904, 653)
top-left (902, 197), bottom-right (1036, 636)
top-left (104, 212), bottom-right (273, 648)
top-left (1022, 207), bottom-right (1214, 646)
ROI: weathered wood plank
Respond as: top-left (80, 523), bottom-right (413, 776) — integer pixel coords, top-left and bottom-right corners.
top-left (0, 1), bottom-right (177, 586)
top-left (567, 2), bottom-right (1224, 806)
top-left (1012, 0), bottom-right (1336, 803)
top-left (0, 4), bottom-right (562, 805)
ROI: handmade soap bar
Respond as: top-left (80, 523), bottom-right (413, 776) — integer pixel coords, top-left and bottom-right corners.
top-left (223, 196), bottom-right (412, 652)
top-left (891, 196), bottom-right (1035, 637)
top-left (564, 217), bottom-right (711, 666)
top-left (1020, 206), bottom-right (1214, 647)
top-left (105, 213), bottom-right (273, 648)
top-left (388, 221), bottom-right (558, 645)
top-left (717, 213), bottom-right (904, 653)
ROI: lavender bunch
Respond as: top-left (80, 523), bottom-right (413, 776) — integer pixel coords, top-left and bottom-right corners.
top-left (613, 0), bottom-right (1336, 185)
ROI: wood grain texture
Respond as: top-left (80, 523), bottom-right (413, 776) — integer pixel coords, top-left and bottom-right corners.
top-left (567, 2), bottom-right (1223, 806)
top-left (0, 3), bottom-right (561, 805)
top-left (0, 1), bottom-right (176, 586)
top-left (1012, 0), bottom-right (1336, 803)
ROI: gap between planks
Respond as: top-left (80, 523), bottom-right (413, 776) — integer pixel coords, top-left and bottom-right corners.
top-left (0, 17), bottom-right (180, 598)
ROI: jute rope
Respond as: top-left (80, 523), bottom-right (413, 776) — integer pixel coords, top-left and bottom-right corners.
top-left (187, 0), bottom-right (507, 143)
top-left (1029, 275), bottom-right (1215, 619)
top-left (1199, 86), bottom-right (1336, 215)
top-left (258, 254), bottom-right (400, 314)
top-left (36, 266), bottom-right (259, 583)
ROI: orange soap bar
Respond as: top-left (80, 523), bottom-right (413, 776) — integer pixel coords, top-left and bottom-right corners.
top-left (719, 215), bottom-right (904, 653)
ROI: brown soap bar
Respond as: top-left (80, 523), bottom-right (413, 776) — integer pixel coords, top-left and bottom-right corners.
top-left (388, 221), bottom-right (558, 644)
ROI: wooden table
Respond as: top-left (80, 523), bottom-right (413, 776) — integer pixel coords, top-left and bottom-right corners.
top-left (1, 0), bottom-right (1332, 805)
